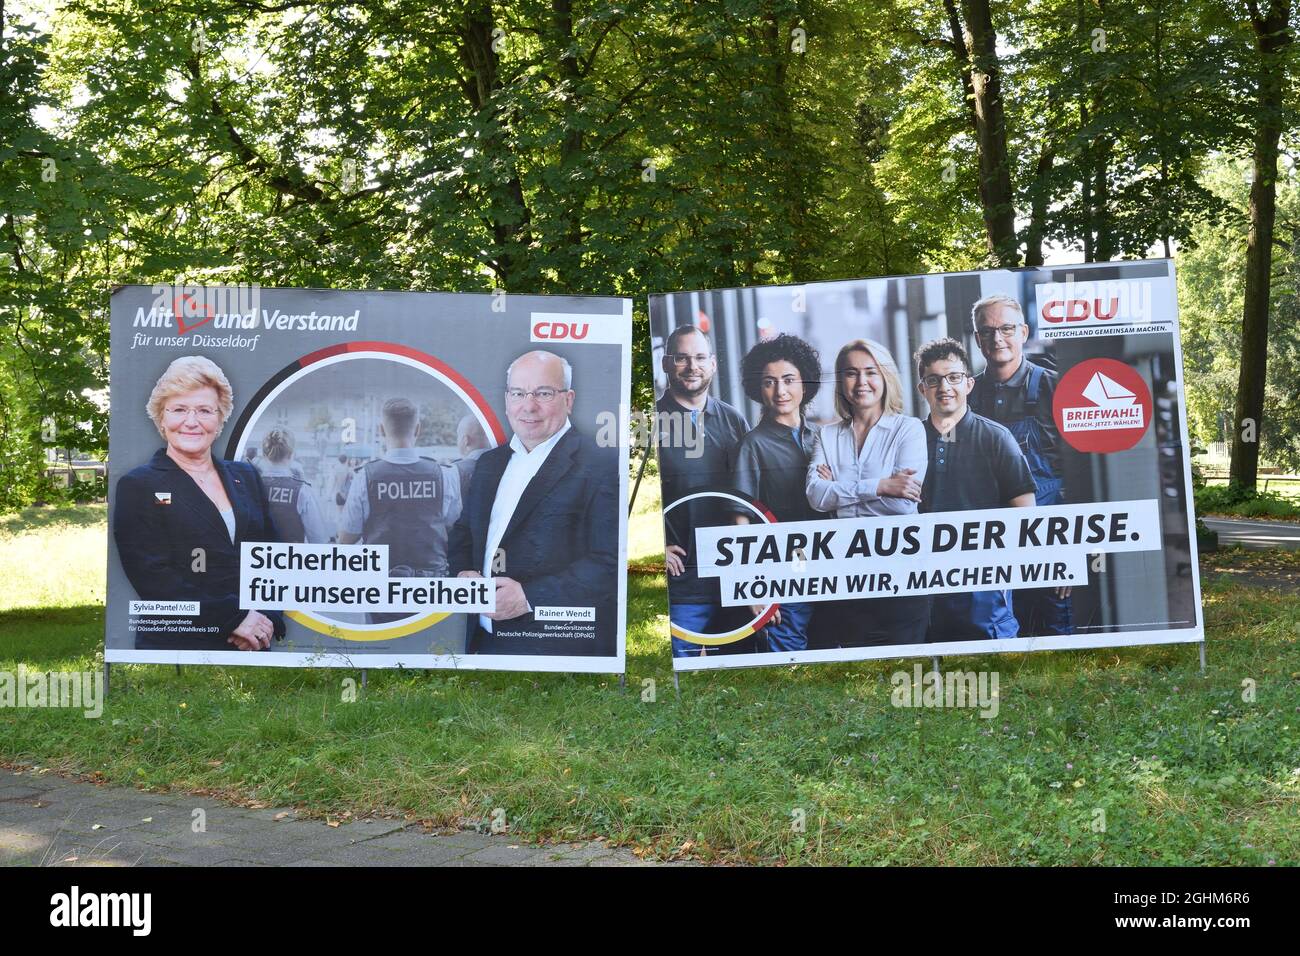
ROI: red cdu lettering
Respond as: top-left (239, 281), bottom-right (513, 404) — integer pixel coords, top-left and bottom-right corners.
top-left (1092, 297), bottom-right (1120, 320)
top-left (1065, 299), bottom-right (1091, 322)
top-left (532, 321), bottom-right (589, 340)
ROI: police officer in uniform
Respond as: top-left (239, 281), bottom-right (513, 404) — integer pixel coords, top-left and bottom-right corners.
top-left (339, 397), bottom-right (463, 623)
top-left (259, 427), bottom-right (330, 544)
top-left (968, 293), bottom-right (1073, 636)
top-left (453, 413), bottom-right (492, 498)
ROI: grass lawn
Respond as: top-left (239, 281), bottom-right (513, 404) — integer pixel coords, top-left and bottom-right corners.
top-left (1, 500), bottom-right (1298, 864)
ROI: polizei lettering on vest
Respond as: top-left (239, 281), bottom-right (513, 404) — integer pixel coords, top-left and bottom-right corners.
top-left (375, 480), bottom-right (439, 500)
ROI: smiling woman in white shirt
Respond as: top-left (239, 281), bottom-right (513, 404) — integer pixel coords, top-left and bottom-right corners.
top-left (804, 338), bottom-right (931, 648)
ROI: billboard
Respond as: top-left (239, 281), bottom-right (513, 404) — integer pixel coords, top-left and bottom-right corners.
top-left (648, 260), bottom-right (1203, 671)
top-left (106, 285), bottom-right (631, 673)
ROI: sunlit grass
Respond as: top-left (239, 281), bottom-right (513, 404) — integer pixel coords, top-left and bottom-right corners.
top-left (0, 505), bottom-right (1296, 864)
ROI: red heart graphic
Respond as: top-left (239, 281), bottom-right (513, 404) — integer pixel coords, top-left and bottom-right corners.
top-left (173, 294), bottom-right (215, 335)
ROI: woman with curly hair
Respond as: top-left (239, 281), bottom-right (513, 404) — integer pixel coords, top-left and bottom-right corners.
top-left (731, 333), bottom-right (823, 652)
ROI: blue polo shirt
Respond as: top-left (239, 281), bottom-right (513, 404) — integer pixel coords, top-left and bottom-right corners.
top-left (922, 408), bottom-right (1035, 642)
top-left (921, 409), bottom-right (1035, 514)
top-left (732, 416), bottom-right (821, 523)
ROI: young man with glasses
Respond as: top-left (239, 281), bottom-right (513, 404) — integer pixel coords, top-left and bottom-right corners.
top-left (656, 325), bottom-right (752, 657)
top-left (915, 338), bottom-right (1036, 642)
top-left (968, 294), bottom-right (1073, 637)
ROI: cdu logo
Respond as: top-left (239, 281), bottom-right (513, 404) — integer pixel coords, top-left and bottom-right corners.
top-left (532, 320), bottom-right (589, 341)
top-left (528, 312), bottom-right (626, 345)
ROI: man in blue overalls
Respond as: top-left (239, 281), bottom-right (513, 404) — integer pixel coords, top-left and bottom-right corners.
top-left (969, 294), bottom-right (1073, 636)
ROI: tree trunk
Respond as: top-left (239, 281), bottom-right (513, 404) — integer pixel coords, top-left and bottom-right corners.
top-left (1229, 0), bottom-right (1292, 491)
top-left (1092, 134), bottom-right (1116, 261)
top-left (1023, 145), bottom-right (1054, 267)
top-left (764, 10), bottom-right (812, 281)
top-left (457, 1), bottom-right (535, 289)
top-left (945, 0), bottom-right (1019, 265)
top-left (551, 0), bottom-right (585, 289)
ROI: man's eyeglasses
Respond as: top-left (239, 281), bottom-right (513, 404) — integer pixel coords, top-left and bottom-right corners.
top-left (505, 387), bottom-right (567, 404)
top-left (921, 372), bottom-right (969, 389)
top-left (164, 405), bottom-right (220, 421)
top-left (669, 353), bottom-right (711, 367)
top-left (975, 323), bottom-right (1023, 343)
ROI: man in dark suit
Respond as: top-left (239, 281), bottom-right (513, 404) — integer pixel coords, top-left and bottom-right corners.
top-left (449, 350), bottom-right (617, 657)
top-left (113, 449), bottom-right (287, 651)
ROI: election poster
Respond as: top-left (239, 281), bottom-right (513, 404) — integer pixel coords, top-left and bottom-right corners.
top-left (648, 259), bottom-right (1203, 671)
top-left (106, 284), bottom-right (631, 673)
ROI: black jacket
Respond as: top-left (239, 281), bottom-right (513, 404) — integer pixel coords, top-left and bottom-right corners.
top-left (112, 448), bottom-right (286, 650)
top-left (448, 428), bottom-right (617, 657)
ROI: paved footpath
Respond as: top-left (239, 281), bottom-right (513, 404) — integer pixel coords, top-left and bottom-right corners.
top-left (0, 768), bottom-right (665, 867)
top-left (1203, 517), bottom-right (1300, 551)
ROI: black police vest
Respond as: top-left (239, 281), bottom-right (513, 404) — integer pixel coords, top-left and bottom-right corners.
top-left (262, 473), bottom-right (308, 543)
top-left (362, 457), bottom-right (447, 574)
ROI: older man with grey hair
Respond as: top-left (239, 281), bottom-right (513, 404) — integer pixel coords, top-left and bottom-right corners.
top-left (449, 350), bottom-right (617, 657)
top-left (968, 293), bottom-right (1072, 637)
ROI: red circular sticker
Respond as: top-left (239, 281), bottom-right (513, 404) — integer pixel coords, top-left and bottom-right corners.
top-left (1053, 358), bottom-right (1153, 453)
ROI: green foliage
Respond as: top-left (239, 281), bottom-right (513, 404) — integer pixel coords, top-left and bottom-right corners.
top-left (3, 1), bottom-right (1299, 507)
top-left (1195, 483), bottom-right (1300, 519)
top-left (1179, 155), bottom-right (1300, 472)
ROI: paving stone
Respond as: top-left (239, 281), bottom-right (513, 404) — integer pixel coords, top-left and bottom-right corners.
top-left (0, 769), bottom-right (666, 867)
top-left (462, 843), bottom-right (546, 866)
top-left (0, 786), bottom-right (45, 803)
top-left (427, 831), bottom-right (499, 851)
top-left (291, 841), bottom-right (427, 867)
top-left (282, 858), bottom-right (346, 867)
top-left (36, 834), bottom-right (159, 867)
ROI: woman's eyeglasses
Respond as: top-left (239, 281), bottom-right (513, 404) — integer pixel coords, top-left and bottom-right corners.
top-left (165, 405), bottom-right (219, 422)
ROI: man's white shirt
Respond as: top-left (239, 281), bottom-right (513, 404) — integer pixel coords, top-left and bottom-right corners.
top-left (480, 419), bottom-right (572, 633)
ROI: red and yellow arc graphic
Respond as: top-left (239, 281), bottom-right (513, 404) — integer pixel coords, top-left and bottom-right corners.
top-left (664, 491), bottom-right (778, 646)
top-left (225, 342), bottom-right (504, 642)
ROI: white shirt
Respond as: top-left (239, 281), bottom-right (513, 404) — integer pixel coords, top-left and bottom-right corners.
top-left (480, 419), bottom-right (572, 632)
top-left (805, 413), bottom-right (928, 517)
top-left (218, 506), bottom-right (236, 543)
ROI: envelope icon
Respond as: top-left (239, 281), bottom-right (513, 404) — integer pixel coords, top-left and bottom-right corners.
top-left (1081, 371), bottom-right (1136, 409)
